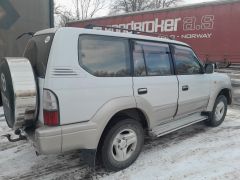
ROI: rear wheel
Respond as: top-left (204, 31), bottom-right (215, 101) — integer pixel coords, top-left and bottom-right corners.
top-left (101, 118), bottom-right (144, 171)
top-left (206, 95), bottom-right (227, 127)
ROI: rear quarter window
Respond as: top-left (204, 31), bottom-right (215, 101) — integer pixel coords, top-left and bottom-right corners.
top-left (78, 35), bottom-right (131, 77)
top-left (23, 33), bottom-right (54, 78)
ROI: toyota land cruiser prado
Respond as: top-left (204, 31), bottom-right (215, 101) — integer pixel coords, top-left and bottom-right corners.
top-left (0, 27), bottom-right (232, 171)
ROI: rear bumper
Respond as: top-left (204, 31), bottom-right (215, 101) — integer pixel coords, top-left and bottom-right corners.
top-left (28, 121), bottom-right (99, 155)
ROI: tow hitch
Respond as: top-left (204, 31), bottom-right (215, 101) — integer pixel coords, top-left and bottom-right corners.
top-left (2, 129), bottom-right (27, 142)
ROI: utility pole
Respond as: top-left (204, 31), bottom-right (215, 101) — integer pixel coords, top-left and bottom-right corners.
top-left (76, 0), bottom-right (80, 20)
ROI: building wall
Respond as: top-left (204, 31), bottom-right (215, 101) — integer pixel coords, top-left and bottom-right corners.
top-left (0, 0), bottom-right (53, 57)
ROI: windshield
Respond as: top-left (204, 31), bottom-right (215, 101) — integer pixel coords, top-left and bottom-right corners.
top-left (23, 33), bottom-right (54, 78)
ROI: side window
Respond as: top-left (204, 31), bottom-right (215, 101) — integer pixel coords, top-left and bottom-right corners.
top-left (133, 41), bottom-right (172, 76)
top-left (173, 45), bottom-right (202, 75)
top-left (78, 35), bottom-right (131, 77)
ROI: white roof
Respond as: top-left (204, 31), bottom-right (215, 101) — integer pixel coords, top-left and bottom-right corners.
top-left (34, 28), bottom-right (58, 35)
top-left (35, 27), bottom-right (189, 47)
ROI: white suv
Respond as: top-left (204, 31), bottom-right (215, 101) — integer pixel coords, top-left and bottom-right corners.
top-left (0, 27), bottom-right (232, 171)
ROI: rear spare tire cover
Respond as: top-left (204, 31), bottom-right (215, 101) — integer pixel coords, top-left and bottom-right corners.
top-left (0, 57), bottom-right (37, 129)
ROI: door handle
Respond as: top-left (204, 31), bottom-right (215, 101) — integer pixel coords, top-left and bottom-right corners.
top-left (182, 85), bottom-right (189, 91)
top-left (138, 88), bottom-right (148, 95)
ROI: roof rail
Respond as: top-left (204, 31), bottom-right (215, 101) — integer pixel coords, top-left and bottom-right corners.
top-left (85, 24), bottom-right (171, 39)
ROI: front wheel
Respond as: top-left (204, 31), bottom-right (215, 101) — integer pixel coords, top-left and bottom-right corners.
top-left (100, 118), bottom-right (144, 171)
top-left (206, 95), bottom-right (228, 127)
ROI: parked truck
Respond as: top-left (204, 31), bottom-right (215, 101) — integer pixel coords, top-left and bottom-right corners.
top-left (67, 0), bottom-right (240, 67)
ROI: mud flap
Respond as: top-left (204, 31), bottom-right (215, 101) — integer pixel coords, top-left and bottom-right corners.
top-left (81, 149), bottom-right (97, 168)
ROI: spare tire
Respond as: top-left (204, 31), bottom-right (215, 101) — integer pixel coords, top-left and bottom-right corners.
top-left (0, 57), bottom-right (37, 129)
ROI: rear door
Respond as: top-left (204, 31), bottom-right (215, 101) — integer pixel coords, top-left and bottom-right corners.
top-left (132, 41), bottom-right (178, 127)
top-left (172, 45), bottom-right (211, 118)
top-left (24, 33), bottom-right (55, 123)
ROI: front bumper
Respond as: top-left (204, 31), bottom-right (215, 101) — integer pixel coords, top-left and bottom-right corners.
top-left (27, 121), bottom-right (99, 155)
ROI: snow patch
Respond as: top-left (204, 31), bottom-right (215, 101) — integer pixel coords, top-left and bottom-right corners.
top-left (0, 108), bottom-right (240, 179)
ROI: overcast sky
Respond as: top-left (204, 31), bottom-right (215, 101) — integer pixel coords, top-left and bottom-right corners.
top-left (55, 0), bottom-right (217, 17)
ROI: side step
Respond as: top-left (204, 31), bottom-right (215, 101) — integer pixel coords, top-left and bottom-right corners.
top-left (151, 113), bottom-right (208, 137)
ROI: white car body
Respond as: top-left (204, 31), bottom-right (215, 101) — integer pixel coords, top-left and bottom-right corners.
top-left (12, 27), bottom-right (233, 157)
top-left (30, 28), bottom-right (231, 154)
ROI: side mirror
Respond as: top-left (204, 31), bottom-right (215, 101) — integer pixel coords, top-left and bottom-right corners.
top-left (205, 64), bottom-right (214, 74)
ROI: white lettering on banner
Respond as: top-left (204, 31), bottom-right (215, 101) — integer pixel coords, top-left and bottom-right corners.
top-left (134, 22), bottom-right (142, 31)
top-left (182, 15), bottom-right (214, 31)
top-left (92, 15), bottom-right (215, 39)
top-left (95, 18), bottom-right (182, 33)
top-left (181, 33), bottom-right (212, 39)
top-left (201, 15), bottom-right (214, 30)
top-left (126, 21), bottom-right (134, 31)
top-left (144, 21), bottom-right (155, 32)
top-left (154, 18), bottom-right (181, 32)
top-left (154, 18), bottom-right (164, 32)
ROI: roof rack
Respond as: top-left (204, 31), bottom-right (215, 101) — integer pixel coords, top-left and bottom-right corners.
top-left (85, 24), bottom-right (172, 39)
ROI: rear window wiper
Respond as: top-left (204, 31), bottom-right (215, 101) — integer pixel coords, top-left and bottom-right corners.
top-left (16, 32), bottom-right (34, 40)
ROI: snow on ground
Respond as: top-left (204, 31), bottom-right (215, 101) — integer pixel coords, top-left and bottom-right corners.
top-left (100, 108), bottom-right (240, 180)
top-left (0, 107), bottom-right (240, 180)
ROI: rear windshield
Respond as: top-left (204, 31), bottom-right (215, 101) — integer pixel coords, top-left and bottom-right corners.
top-left (23, 33), bottom-right (54, 77)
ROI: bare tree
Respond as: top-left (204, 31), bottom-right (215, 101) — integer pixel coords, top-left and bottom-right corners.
top-left (54, 5), bottom-right (76, 27)
top-left (109, 0), bottom-right (151, 14)
top-left (72, 0), bottom-right (107, 20)
top-left (109, 0), bottom-right (181, 14)
top-left (150, 0), bottom-right (181, 9)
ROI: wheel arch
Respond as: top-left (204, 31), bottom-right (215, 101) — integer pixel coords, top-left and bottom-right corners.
top-left (96, 108), bottom-right (149, 153)
top-left (217, 88), bottom-right (232, 105)
top-left (206, 87), bottom-right (232, 112)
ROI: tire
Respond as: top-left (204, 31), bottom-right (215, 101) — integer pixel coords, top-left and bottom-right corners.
top-left (101, 118), bottom-right (144, 171)
top-left (206, 95), bottom-right (227, 127)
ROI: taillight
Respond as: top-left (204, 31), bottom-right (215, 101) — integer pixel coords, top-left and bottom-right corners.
top-left (43, 89), bottom-right (59, 126)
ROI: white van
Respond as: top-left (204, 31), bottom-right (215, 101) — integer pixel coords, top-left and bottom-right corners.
top-left (0, 27), bottom-right (232, 171)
